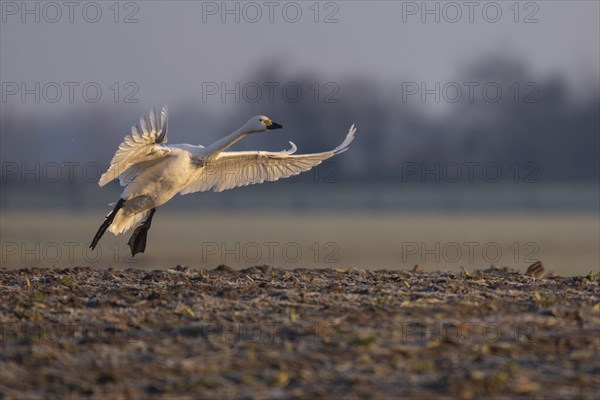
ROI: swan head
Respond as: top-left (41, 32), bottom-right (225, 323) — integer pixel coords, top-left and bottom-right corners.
top-left (243, 115), bottom-right (283, 134)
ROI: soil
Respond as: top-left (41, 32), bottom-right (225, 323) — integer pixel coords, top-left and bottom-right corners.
top-left (1, 265), bottom-right (599, 399)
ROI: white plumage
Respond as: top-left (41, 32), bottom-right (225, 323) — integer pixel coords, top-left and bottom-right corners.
top-left (91, 106), bottom-right (356, 254)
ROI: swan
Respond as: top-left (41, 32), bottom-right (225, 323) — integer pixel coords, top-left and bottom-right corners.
top-left (90, 106), bottom-right (357, 256)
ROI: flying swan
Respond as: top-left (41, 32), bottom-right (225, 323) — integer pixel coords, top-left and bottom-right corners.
top-left (90, 106), bottom-right (357, 256)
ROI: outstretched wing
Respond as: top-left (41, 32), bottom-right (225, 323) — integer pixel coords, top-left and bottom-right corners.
top-left (180, 124), bottom-right (356, 194)
top-left (98, 106), bottom-right (171, 187)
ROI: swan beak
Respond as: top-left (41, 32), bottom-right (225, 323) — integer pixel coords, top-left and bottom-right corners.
top-left (266, 122), bottom-right (283, 130)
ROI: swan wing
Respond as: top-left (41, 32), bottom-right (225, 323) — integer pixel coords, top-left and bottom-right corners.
top-left (98, 106), bottom-right (171, 186)
top-left (180, 124), bottom-right (356, 194)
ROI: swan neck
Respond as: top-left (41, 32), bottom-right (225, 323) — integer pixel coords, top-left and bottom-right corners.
top-left (205, 127), bottom-right (247, 155)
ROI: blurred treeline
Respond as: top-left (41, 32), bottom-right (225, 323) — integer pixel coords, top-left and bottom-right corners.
top-left (1, 56), bottom-right (598, 185)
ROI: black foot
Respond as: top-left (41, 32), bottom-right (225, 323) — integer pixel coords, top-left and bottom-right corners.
top-left (127, 208), bottom-right (156, 256)
top-left (90, 198), bottom-right (125, 250)
top-left (128, 224), bottom-right (149, 256)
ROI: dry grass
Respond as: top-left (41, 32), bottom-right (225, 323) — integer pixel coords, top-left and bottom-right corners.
top-left (2, 211), bottom-right (599, 275)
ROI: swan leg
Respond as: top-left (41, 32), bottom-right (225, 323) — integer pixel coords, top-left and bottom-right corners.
top-left (90, 198), bottom-right (125, 250)
top-left (127, 208), bottom-right (157, 256)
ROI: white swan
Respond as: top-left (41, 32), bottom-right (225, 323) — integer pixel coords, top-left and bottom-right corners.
top-left (90, 106), bottom-right (357, 255)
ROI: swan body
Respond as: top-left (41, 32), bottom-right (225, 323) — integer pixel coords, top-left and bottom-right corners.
top-left (90, 106), bottom-right (356, 255)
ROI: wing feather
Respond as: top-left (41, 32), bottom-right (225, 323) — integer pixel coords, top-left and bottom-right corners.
top-left (180, 124), bottom-right (356, 195)
top-left (98, 105), bottom-right (171, 187)
top-left (158, 106), bottom-right (168, 143)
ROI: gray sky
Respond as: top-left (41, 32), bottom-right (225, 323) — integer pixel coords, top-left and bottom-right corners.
top-left (1, 1), bottom-right (598, 114)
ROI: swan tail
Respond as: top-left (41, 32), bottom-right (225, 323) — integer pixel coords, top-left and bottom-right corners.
top-left (108, 209), bottom-right (149, 235)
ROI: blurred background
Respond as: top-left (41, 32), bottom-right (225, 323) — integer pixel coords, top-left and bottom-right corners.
top-left (1, 1), bottom-right (598, 274)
